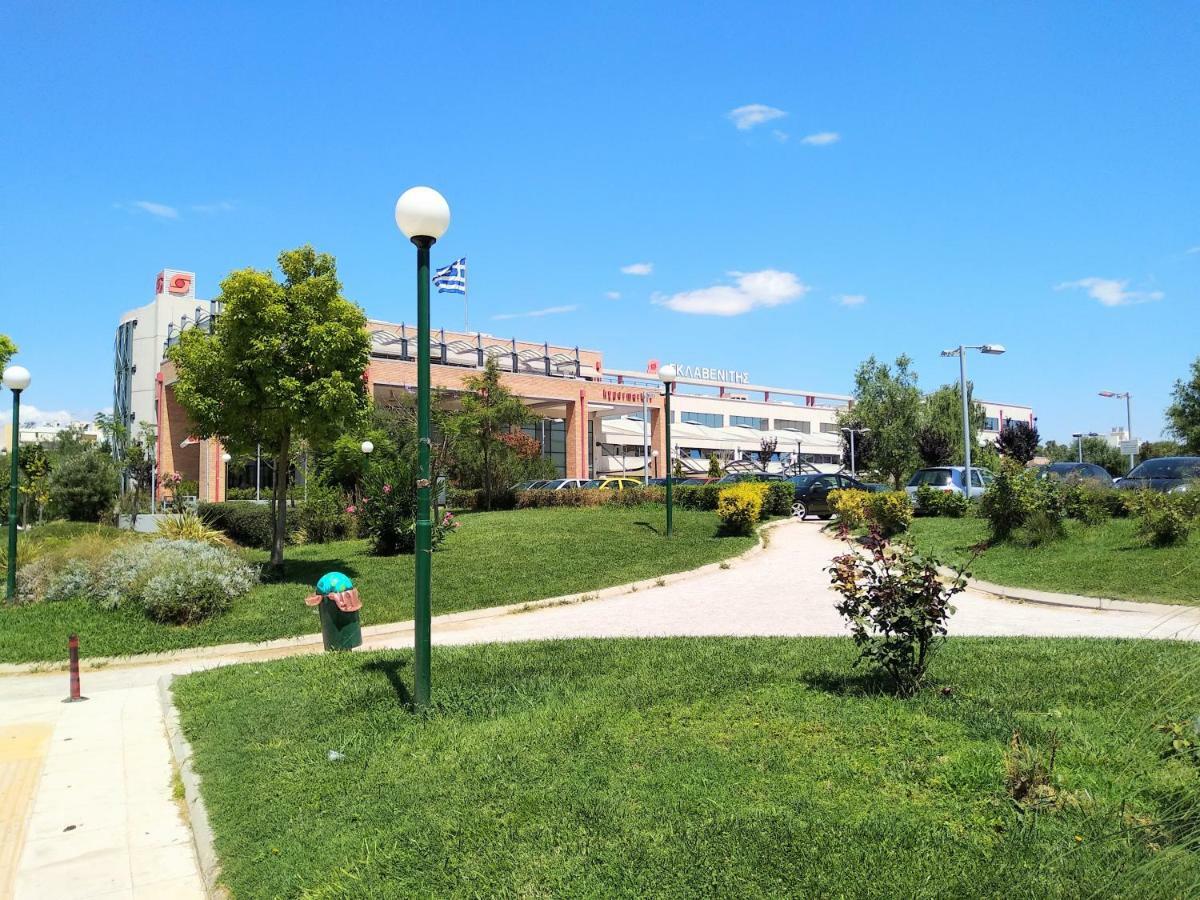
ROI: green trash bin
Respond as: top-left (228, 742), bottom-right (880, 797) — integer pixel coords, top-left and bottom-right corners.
top-left (305, 571), bottom-right (363, 651)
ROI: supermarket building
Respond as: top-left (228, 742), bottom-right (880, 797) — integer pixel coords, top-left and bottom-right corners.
top-left (117, 271), bottom-right (1035, 502)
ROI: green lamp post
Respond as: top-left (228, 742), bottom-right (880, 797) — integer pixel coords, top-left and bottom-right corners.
top-left (658, 363), bottom-right (677, 537)
top-left (4, 365), bottom-right (31, 602)
top-left (394, 186), bottom-right (451, 710)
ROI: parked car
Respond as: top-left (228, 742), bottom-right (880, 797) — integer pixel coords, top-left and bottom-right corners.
top-left (511, 480), bottom-right (550, 491)
top-left (715, 472), bottom-right (785, 484)
top-left (538, 479), bottom-right (588, 491)
top-left (1037, 462), bottom-right (1113, 486)
top-left (784, 473), bottom-right (885, 519)
top-left (1116, 457), bottom-right (1200, 493)
top-left (580, 477), bottom-right (644, 491)
top-left (904, 466), bottom-right (994, 501)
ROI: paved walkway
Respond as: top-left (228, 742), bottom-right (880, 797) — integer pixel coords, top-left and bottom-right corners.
top-left (2, 520), bottom-right (1197, 898)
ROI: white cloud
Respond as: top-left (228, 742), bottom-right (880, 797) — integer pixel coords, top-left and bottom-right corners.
top-left (18, 405), bottom-right (84, 427)
top-left (620, 262), bottom-right (653, 276)
top-left (118, 200), bottom-right (179, 219)
top-left (772, 129), bottom-right (789, 143)
top-left (1187, 245), bottom-right (1200, 255)
top-left (727, 104), bottom-right (787, 131)
top-left (1056, 277), bottom-right (1163, 307)
top-left (492, 305), bottom-right (578, 321)
top-left (191, 201), bottom-right (236, 214)
top-left (800, 131), bottom-right (840, 146)
top-left (605, 291), bottom-right (621, 300)
top-left (653, 270), bottom-right (808, 317)
top-left (837, 294), bottom-right (867, 307)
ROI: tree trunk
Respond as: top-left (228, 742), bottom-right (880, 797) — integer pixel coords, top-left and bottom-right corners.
top-left (483, 439), bottom-right (492, 511)
top-left (270, 429), bottom-right (291, 569)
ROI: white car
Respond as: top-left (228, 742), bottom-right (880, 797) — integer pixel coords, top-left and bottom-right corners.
top-left (538, 479), bottom-right (589, 490)
top-left (904, 466), bottom-right (994, 501)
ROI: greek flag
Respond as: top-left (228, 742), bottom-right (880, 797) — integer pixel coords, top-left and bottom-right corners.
top-left (433, 257), bottom-right (467, 295)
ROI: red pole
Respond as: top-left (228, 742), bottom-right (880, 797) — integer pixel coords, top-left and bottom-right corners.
top-left (64, 634), bottom-right (87, 703)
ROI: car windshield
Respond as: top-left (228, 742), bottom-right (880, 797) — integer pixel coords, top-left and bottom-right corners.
top-left (907, 469), bottom-right (954, 487)
top-left (581, 480), bottom-right (603, 488)
top-left (542, 480), bottom-right (567, 489)
top-left (789, 475), bottom-right (820, 487)
top-left (1128, 458), bottom-right (1200, 480)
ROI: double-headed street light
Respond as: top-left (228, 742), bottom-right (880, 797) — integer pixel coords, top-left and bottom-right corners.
top-left (658, 363), bottom-right (678, 537)
top-left (394, 186), bottom-right (451, 711)
top-left (1099, 390), bottom-right (1134, 473)
top-left (940, 344), bottom-right (1005, 490)
top-left (4, 365), bottom-right (31, 602)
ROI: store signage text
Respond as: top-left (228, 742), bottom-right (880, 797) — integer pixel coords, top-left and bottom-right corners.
top-left (602, 388), bottom-right (650, 404)
top-left (672, 364), bottom-right (751, 385)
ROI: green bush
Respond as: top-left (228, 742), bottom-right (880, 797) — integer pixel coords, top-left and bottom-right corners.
top-left (446, 487), bottom-right (483, 511)
top-left (865, 491), bottom-right (913, 536)
top-left (198, 501), bottom-right (279, 549)
top-left (296, 482), bottom-right (354, 543)
top-left (828, 488), bottom-right (870, 529)
top-left (979, 469), bottom-right (1036, 540)
top-left (674, 483), bottom-right (722, 511)
top-left (47, 451), bottom-right (119, 522)
top-left (716, 483), bottom-right (766, 535)
top-left (224, 486), bottom-right (257, 501)
top-left (516, 488), bottom-right (609, 508)
top-left (914, 485), bottom-right (968, 518)
top-left (608, 486), bottom-right (665, 507)
top-left (763, 481), bottom-right (795, 517)
top-left (1136, 494), bottom-right (1193, 547)
top-left (1061, 482), bottom-right (1114, 525)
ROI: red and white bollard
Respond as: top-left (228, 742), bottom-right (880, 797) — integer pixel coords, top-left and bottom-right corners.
top-left (63, 633), bottom-right (87, 703)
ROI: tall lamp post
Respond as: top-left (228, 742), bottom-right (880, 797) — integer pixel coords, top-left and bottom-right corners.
top-left (4, 365), bottom-right (31, 602)
top-left (658, 364), bottom-right (677, 537)
top-left (840, 426), bottom-right (870, 477)
top-left (940, 344), bottom-right (1005, 491)
top-left (394, 186), bottom-right (451, 710)
top-left (1072, 432), bottom-right (1098, 464)
top-left (1099, 390), bottom-right (1134, 472)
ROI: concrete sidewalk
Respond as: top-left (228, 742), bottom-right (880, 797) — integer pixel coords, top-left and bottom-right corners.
top-left (2, 520), bottom-right (1197, 898)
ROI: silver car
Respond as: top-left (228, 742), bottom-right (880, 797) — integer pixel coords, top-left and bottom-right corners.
top-left (904, 466), bottom-right (994, 501)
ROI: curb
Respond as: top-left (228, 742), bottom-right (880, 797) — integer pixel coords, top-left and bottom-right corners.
top-left (158, 674), bottom-right (227, 900)
top-left (1, 518), bottom-right (793, 678)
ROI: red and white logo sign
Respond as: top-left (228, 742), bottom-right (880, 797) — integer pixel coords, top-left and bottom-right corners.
top-left (646, 359), bottom-right (659, 375)
top-left (156, 270), bottom-right (195, 297)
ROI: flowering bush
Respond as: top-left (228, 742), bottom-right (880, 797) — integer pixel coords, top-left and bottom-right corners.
top-left (865, 491), bottom-right (913, 536)
top-left (716, 483), bottom-right (768, 535)
top-left (358, 463), bottom-right (458, 555)
top-left (828, 488), bottom-right (870, 529)
top-left (828, 529), bottom-right (967, 697)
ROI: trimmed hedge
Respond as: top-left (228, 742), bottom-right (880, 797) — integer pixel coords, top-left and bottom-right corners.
top-left (674, 484), bottom-right (722, 511)
top-left (514, 487), bottom-right (665, 509)
top-left (198, 502), bottom-right (292, 549)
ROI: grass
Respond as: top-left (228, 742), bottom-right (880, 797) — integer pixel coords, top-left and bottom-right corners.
top-left (0, 506), bottom-right (753, 664)
top-left (907, 517), bottom-right (1200, 606)
top-left (173, 637), bottom-right (1200, 898)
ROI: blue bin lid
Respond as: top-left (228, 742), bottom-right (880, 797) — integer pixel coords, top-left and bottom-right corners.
top-left (316, 571), bottom-right (354, 594)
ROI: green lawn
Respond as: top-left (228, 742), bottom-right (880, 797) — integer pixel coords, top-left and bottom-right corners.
top-left (908, 517), bottom-right (1200, 606)
top-left (0, 507), bottom-right (752, 664)
top-left (173, 637), bottom-right (1200, 898)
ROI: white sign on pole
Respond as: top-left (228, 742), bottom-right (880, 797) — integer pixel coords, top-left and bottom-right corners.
top-left (1119, 439), bottom-right (1139, 455)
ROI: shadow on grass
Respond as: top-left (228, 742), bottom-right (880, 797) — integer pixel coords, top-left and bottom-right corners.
top-left (263, 559), bottom-right (362, 586)
top-left (361, 657), bottom-right (414, 709)
top-left (803, 668), bottom-right (899, 698)
top-left (634, 521), bottom-right (661, 535)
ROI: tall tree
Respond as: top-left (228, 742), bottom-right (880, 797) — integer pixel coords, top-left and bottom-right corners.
top-left (454, 358), bottom-right (532, 509)
top-left (995, 421), bottom-right (1040, 464)
top-left (915, 425), bottom-right (953, 467)
top-left (1166, 356), bottom-right (1200, 453)
top-left (1044, 436), bottom-right (1126, 476)
top-left (0, 334), bottom-right (16, 371)
top-left (757, 436), bottom-right (778, 470)
top-left (921, 382), bottom-right (986, 464)
top-left (170, 246), bottom-right (370, 567)
top-left (843, 355), bottom-right (922, 487)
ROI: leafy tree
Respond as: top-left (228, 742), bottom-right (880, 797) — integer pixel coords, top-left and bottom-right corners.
top-left (673, 456), bottom-right (685, 478)
top-left (0, 334), bottom-right (16, 371)
top-left (121, 424), bottom-right (157, 525)
top-left (48, 450), bottom-right (119, 522)
top-left (1139, 440), bottom-right (1185, 462)
top-left (454, 358), bottom-right (533, 510)
top-left (843, 355), bottom-right (922, 488)
top-left (1044, 436), bottom-right (1126, 476)
top-left (915, 425), bottom-right (953, 467)
top-left (996, 421), bottom-right (1040, 464)
top-left (757, 436), bottom-right (778, 469)
top-left (169, 246), bottom-right (370, 567)
top-left (17, 444), bottom-right (50, 525)
top-left (921, 382), bottom-right (986, 464)
top-left (1166, 356), bottom-right (1200, 453)
top-left (707, 452), bottom-right (722, 479)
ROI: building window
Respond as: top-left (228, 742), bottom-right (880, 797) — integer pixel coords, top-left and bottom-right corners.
top-left (731, 416), bottom-right (767, 430)
top-left (819, 422), bottom-right (839, 434)
top-left (983, 417), bottom-right (999, 432)
top-left (774, 419), bottom-right (811, 433)
top-left (677, 411), bottom-right (724, 428)
top-left (522, 418), bottom-right (567, 476)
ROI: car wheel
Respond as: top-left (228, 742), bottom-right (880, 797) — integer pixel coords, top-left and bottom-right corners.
top-left (792, 501), bottom-right (807, 519)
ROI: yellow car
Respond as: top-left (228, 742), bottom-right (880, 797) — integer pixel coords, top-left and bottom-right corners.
top-left (581, 477), bottom-right (644, 491)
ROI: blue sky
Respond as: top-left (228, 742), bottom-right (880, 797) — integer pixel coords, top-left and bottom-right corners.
top-left (1, 1), bottom-right (1196, 443)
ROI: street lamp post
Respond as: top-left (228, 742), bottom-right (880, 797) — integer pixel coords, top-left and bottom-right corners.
top-left (1099, 390), bottom-right (1134, 473)
top-left (1072, 432), bottom-right (1098, 464)
top-left (658, 364), bottom-right (677, 537)
top-left (221, 452), bottom-right (231, 505)
top-left (4, 365), bottom-right (31, 602)
top-left (840, 427), bottom-right (870, 477)
top-left (395, 186), bottom-right (451, 710)
top-left (940, 344), bottom-right (1005, 492)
